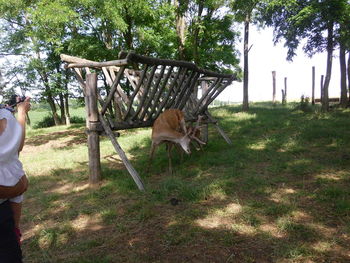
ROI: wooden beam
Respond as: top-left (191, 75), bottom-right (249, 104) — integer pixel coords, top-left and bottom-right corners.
top-left (99, 113), bottom-right (145, 191)
top-left (86, 73), bottom-right (101, 184)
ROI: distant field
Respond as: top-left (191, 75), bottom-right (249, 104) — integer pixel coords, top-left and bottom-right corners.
top-left (19, 102), bottom-right (350, 263)
top-left (27, 106), bottom-right (86, 128)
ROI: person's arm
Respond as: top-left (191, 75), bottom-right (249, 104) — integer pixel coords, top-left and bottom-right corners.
top-left (0, 175), bottom-right (28, 199)
top-left (16, 97), bottom-right (31, 152)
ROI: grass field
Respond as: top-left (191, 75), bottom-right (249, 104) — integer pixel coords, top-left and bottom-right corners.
top-left (19, 103), bottom-right (350, 262)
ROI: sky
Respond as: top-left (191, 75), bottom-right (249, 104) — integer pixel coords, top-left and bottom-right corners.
top-left (217, 25), bottom-right (341, 103)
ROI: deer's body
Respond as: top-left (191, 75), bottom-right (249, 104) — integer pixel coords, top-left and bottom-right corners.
top-left (149, 109), bottom-right (205, 173)
top-left (151, 109), bottom-right (189, 152)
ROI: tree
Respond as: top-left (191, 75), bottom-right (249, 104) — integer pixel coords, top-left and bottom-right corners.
top-left (261, 0), bottom-right (349, 111)
top-left (338, 1), bottom-right (350, 106)
top-left (0, 0), bottom-right (176, 125)
top-left (231, 0), bottom-right (260, 111)
top-left (1, 0), bottom-right (240, 126)
top-left (173, 0), bottom-right (240, 73)
top-left (0, 0), bottom-right (79, 124)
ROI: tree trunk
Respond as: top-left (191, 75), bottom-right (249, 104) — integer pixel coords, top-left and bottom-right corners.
top-left (32, 41), bottom-right (60, 125)
top-left (59, 93), bottom-right (65, 124)
top-left (174, 0), bottom-right (186, 60)
top-left (193, 3), bottom-right (204, 65)
top-left (321, 75), bottom-right (324, 103)
top-left (348, 52), bottom-right (350, 104)
top-left (64, 70), bottom-right (71, 126)
top-left (322, 22), bottom-right (334, 112)
top-left (312, 66), bottom-right (315, 105)
top-left (123, 9), bottom-right (134, 50)
top-left (40, 71), bottom-right (60, 125)
top-left (64, 93), bottom-right (71, 126)
top-left (242, 12), bottom-right (250, 111)
top-left (339, 44), bottom-right (347, 107)
top-left (47, 93), bottom-right (61, 125)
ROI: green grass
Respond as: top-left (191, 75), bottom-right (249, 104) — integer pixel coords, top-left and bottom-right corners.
top-left (19, 102), bottom-right (350, 262)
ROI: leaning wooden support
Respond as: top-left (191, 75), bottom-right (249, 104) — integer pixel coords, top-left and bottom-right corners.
top-left (99, 113), bottom-right (145, 191)
top-left (206, 111), bottom-right (232, 145)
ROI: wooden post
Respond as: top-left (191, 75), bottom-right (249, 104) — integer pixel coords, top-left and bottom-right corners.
top-left (86, 73), bottom-right (101, 184)
top-left (272, 71), bottom-right (276, 104)
top-left (312, 66), bottom-right (315, 105)
top-left (282, 77), bottom-right (287, 105)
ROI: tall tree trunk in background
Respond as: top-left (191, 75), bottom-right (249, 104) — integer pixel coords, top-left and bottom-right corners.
top-left (193, 3), bottom-right (204, 65)
top-left (64, 70), bottom-right (71, 125)
top-left (64, 94), bottom-right (70, 126)
top-left (322, 22), bottom-right (334, 112)
top-left (38, 68), bottom-right (60, 125)
top-left (174, 0), bottom-right (186, 60)
top-left (47, 92), bottom-right (60, 125)
top-left (124, 9), bottom-right (134, 50)
top-left (59, 93), bottom-right (65, 124)
top-left (348, 52), bottom-right (350, 104)
top-left (339, 44), bottom-right (347, 107)
top-left (242, 12), bottom-right (250, 111)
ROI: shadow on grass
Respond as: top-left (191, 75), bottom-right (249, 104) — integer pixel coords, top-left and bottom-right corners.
top-left (26, 125), bottom-right (87, 149)
top-left (21, 103), bottom-right (350, 262)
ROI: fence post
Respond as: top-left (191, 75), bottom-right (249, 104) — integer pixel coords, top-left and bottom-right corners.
top-left (86, 73), bottom-right (101, 184)
top-left (272, 71), bottom-right (276, 104)
top-left (282, 77), bottom-right (287, 105)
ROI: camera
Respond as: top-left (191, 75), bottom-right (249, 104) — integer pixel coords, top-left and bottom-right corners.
top-left (7, 95), bottom-right (26, 108)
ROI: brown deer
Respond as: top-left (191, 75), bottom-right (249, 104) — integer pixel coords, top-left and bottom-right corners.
top-left (149, 109), bottom-right (205, 174)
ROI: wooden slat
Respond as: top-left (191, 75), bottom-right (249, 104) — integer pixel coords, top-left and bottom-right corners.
top-left (195, 78), bottom-right (220, 110)
top-left (139, 65), bottom-right (166, 121)
top-left (199, 78), bottom-right (233, 113)
top-left (152, 67), bottom-right (183, 121)
top-left (173, 70), bottom-right (196, 108)
top-left (102, 67), bottom-right (113, 86)
top-left (101, 66), bottom-right (126, 115)
top-left (178, 72), bottom-right (200, 110)
top-left (123, 65), bottom-right (149, 121)
top-left (131, 65), bottom-right (158, 120)
top-left (146, 66), bottom-right (174, 121)
top-left (165, 68), bottom-right (189, 109)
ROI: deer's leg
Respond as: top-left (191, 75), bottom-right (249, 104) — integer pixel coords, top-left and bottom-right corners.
top-left (167, 142), bottom-right (173, 175)
top-left (148, 141), bottom-right (157, 172)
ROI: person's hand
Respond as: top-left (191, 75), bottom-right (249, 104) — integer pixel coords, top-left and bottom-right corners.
top-left (19, 175), bottom-right (28, 194)
top-left (0, 175), bottom-right (29, 198)
top-left (17, 97), bottom-right (31, 115)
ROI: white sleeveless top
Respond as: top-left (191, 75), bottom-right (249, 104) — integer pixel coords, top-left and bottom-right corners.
top-left (0, 108), bottom-right (24, 204)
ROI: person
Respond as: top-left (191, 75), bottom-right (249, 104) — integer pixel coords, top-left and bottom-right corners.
top-left (0, 95), bottom-right (31, 263)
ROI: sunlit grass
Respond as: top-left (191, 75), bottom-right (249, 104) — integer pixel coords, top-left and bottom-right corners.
top-left (19, 103), bottom-right (350, 262)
